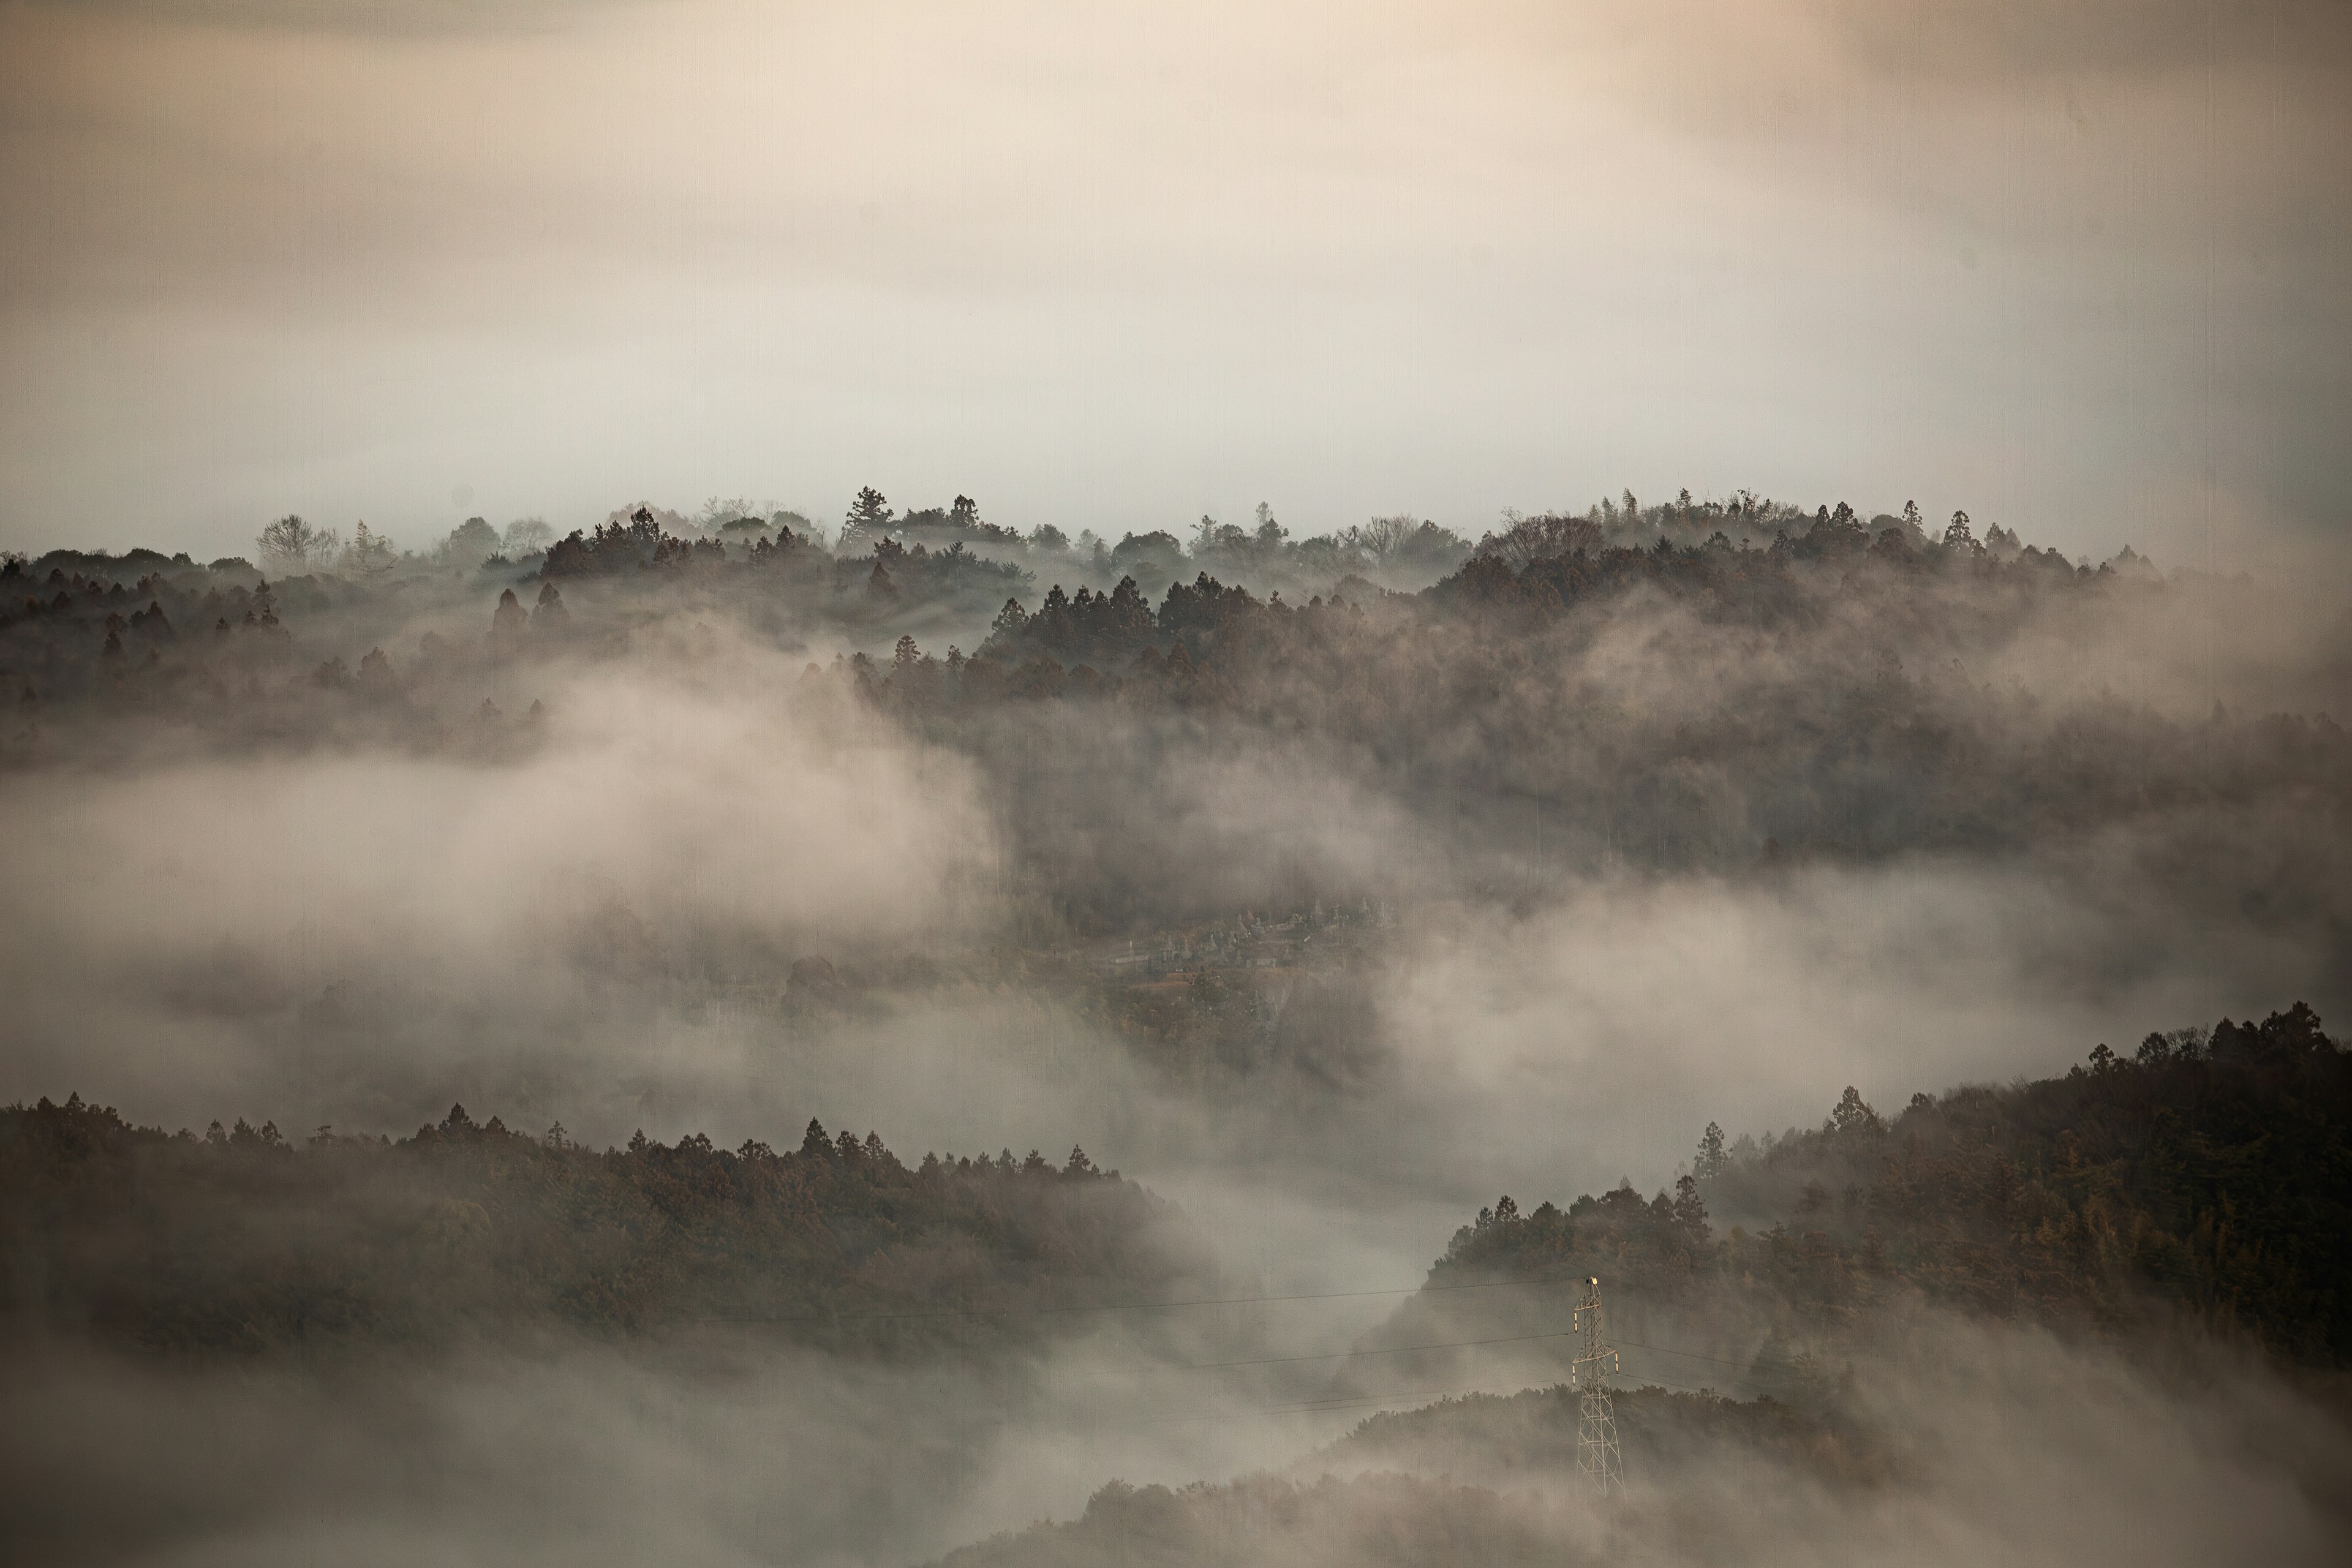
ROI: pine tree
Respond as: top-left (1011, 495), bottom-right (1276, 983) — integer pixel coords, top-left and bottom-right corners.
top-left (1694, 1121), bottom-right (1727, 1180)
top-left (1828, 1087), bottom-right (1881, 1136)
top-left (843, 486), bottom-right (893, 549)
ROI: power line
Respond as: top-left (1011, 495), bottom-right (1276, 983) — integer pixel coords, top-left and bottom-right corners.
top-left (1173, 1327), bottom-right (1573, 1372)
top-left (1142, 1366), bottom-right (1787, 1429)
top-left (1037, 1272), bottom-right (1586, 1315)
top-left (1144, 1382), bottom-right (1508, 1426)
top-left (703, 1269), bottom-right (1599, 1328)
top-left (1110, 1327), bottom-right (1788, 1390)
top-left (702, 1272), bottom-right (1810, 1392)
top-left (1616, 1335), bottom-right (1801, 1376)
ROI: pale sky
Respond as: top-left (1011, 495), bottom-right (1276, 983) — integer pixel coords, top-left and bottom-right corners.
top-left (2, 0), bottom-right (2345, 567)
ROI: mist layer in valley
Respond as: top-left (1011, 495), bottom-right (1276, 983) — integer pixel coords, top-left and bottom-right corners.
top-left (4, 491), bottom-right (2348, 1564)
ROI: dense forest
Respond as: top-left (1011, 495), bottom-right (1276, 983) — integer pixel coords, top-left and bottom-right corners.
top-left (935, 1382), bottom-right (1920, 1568)
top-left (11, 1003), bottom-right (2334, 1375)
top-left (2, 489), bottom-right (2346, 1567)
top-left (933, 1470), bottom-right (1583, 1568)
top-left (1316, 1382), bottom-right (1888, 1492)
top-left (1365, 1002), bottom-right (2349, 1405)
top-left (0, 1096), bottom-right (1208, 1355)
top-left (10, 0), bottom-right (2346, 1556)
top-left (7, 490), bottom-right (2343, 952)
top-left (919, 1006), bottom-right (2351, 1568)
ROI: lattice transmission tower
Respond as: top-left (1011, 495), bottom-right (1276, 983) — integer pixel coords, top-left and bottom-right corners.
top-left (1572, 1275), bottom-right (1624, 1498)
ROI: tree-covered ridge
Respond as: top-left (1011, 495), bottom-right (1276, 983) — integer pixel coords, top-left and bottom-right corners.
top-left (890, 548), bottom-right (2343, 933)
top-left (1317, 1383), bottom-right (1891, 1491)
top-left (930, 1373), bottom-right (1894, 1568)
top-left (6, 491), bottom-right (2341, 944)
top-left (2, 487), bottom-right (2192, 743)
top-left (1427, 1005), bottom-right (2350, 1366)
top-left (932, 1471), bottom-right (1577, 1568)
top-left (0, 1097), bottom-right (1206, 1355)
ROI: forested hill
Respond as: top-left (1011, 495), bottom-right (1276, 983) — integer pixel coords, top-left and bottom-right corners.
top-left (0, 1099), bottom-right (1209, 1355)
top-left (1420, 1003), bottom-right (2350, 1370)
top-left (7, 495), bottom-right (2345, 939)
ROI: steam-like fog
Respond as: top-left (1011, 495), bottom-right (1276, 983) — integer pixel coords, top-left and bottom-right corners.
top-left (3, 0), bottom-right (2346, 1555)
top-left (0, 648), bottom-right (999, 1138)
top-left (6, 676), bottom-right (2337, 1210)
top-left (5, 510), bottom-right (2348, 1560)
top-left (9, 1311), bottom-right (2345, 1566)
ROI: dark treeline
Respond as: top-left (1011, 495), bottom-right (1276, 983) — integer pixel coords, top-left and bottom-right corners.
top-left (893, 510), bottom-right (2340, 933)
top-left (0, 1096), bottom-right (1208, 1356)
top-left (1319, 1382), bottom-right (1890, 1492)
top-left (1409, 1003), bottom-right (2348, 1379)
top-left (919, 1003), bottom-right (2352, 1568)
top-left (933, 1378), bottom-right (1887, 1568)
top-left (0, 489), bottom-right (1468, 734)
top-left (7, 492), bottom-right (2340, 947)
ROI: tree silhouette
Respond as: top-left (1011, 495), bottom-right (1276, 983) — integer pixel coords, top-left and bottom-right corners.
top-left (842, 487), bottom-right (894, 551)
top-left (1694, 1121), bottom-right (1727, 1180)
top-left (256, 514), bottom-right (337, 571)
top-left (341, 522), bottom-right (396, 579)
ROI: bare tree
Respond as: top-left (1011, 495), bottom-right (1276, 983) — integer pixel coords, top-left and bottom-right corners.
top-left (340, 521), bottom-right (396, 579)
top-left (696, 496), bottom-right (777, 533)
top-left (503, 517), bottom-right (556, 556)
top-left (1475, 511), bottom-right (1602, 570)
top-left (1349, 514), bottom-right (1421, 567)
top-left (257, 514), bottom-right (339, 572)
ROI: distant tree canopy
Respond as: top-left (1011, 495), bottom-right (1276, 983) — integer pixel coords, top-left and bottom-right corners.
top-left (436, 516), bottom-right (503, 569)
top-left (0, 1099), bottom-right (1205, 1357)
top-left (256, 514), bottom-right (339, 572)
top-left (3, 489), bottom-right (2338, 941)
top-left (502, 516), bottom-right (556, 556)
top-left (339, 521), bottom-right (396, 579)
top-left (1428, 1004), bottom-right (2350, 1368)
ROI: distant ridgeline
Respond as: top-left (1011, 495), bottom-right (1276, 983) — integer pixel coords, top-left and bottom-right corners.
top-left (7, 495), bottom-right (2341, 930)
top-left (1, 493), bottom-right (2194, 737)
top-left (1415, 1005), bottom-right (2348, 1371)
top-left (933, 1380), bottom-right (1892, 1568)
top-left (0, 1102), bottom-right (1206, 1355)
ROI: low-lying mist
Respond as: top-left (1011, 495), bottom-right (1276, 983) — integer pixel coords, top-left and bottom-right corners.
top-left (8, 1299), bottom-right (2343, 1567)
top-left (4, 500), bottom-right (2348, 1565)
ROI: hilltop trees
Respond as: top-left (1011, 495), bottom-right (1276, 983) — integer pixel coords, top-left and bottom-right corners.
top-left (0, 1098), bottom-right (1203, 1355)
top-left (257, 514), bottom-right (339, 572)
top-left (7, 484), bottom-right (2329, 951)
top-left (437, 517), bottom-right (503, 568)
top-left (841, 486), bottom-right (894, 552)
top-left (502, 517), bottom-right (555, 557)
top-left (1414, 1004), bottom-right (2349, 1370)
top-left (339, 522), bottom-right (397, 579)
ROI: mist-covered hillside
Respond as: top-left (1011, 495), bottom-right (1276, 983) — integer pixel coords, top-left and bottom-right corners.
top-left (9, 496), bottom-right (2347, 952)
top-left (0, 1095), bottom-right (1207, 1355)
top-left (923, 1007), bottom-right (2352, 1568)
top-left (1343, 1002), bottom-right (2349, 1415)
top-left (2, 493), bottom-right (2347, 1568)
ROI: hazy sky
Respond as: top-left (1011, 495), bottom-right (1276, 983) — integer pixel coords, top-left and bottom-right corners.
top-left (1, 0), bottom-right (2345, 565)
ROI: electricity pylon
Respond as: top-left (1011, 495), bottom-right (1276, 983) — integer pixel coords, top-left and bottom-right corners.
top-left (1572, 1275), bottom-right (1624, 1499)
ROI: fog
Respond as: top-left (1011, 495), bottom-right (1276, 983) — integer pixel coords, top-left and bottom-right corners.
top-left (9, 1308), bottom-right (2345, 1566)
top-left (4, 1), bottom-right (2349, 1560)
top-left (1, 502), bottom-right (2346, 1559)
top-left (7, 567), bottom-right (2343, 1201)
